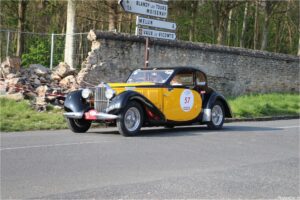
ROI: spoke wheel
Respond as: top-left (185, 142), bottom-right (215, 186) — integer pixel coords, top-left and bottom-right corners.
top-left (117, 101), bottom-right (143, 136)
top-left (124, 107), bottom-right (141, 132)
top-left (207, 101), bottom-right (225, 130)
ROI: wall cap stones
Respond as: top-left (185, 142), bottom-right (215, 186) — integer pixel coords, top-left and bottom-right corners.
top-left (88, 30), bottom-right (299, 63)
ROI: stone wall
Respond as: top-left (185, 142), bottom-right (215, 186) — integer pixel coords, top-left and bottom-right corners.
top-left (78, 30), bottom-right (299, 96)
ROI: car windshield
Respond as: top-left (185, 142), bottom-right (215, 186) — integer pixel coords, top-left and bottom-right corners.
top-left (127, 69), bottom-right (174, 84)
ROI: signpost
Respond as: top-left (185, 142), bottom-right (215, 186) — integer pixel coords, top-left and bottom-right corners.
top-left (135, 27), bottom-right (176, 40)
top-left (136, 16), bottom-right (176, 30)
top-left (119, 0), bottom-right (176, 68)
top-left (119, 0), bottom-right (168, 18)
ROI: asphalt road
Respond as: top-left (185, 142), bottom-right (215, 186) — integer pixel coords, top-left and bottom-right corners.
top-left (1, 119), bottom-right (299, 199)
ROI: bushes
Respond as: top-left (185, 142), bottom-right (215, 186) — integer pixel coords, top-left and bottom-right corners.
top-left (21, 37), bottom-right (64, 67)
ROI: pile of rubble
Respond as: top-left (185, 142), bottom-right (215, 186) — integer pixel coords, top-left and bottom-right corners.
top-left (0, 57), bottom-right (78, 111)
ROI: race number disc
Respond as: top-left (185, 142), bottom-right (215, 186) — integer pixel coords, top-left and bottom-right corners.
top-left (180, 89), bottom-right (194, 112)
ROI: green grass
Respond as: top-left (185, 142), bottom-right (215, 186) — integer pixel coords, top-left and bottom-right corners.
top-left (228, 93), bottom-right (300, 118)
top-left (0, 98), bottom-right (67, 132)
top-left (0, 93), bottom-right (299, 132)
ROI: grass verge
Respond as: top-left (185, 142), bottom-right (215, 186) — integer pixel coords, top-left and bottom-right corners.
top-left (228, 93), bottom-right (300, 118)
top-left (0, 93), bottom-right (299, 132)
top-left (0, 98), bottom-right (67, 132)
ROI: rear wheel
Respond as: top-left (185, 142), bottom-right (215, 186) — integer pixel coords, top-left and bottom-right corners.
top-left (66, 118), bottom-right (91, 133)
top-left (207, 101), bottom-right (225, 130)
top-left (117, 101), bottom-right (144, 136)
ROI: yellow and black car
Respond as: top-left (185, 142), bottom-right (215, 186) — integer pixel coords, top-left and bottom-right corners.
top-left (64, 67), bottom-right (232, 136)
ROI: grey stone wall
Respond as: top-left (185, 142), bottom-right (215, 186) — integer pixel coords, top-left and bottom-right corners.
top-left (78, 30), bottom-right (299, 96)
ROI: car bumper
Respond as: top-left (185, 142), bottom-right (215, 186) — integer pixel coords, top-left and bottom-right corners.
top-left (64, 110), bottom-right (119, 120)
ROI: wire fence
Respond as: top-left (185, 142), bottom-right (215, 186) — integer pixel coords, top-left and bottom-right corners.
top-left (0, 29), bottom-right (91, 70)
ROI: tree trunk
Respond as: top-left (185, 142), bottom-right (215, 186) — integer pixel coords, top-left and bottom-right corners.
top-left (217, 17), bottom-right (226, 45)
top-left (298, 27), bottom-right (300, 56)
top-left (129, 14), bottom-right (133, 35)
top-left (189, 0), bottom-right (198, 42)
top-left (118, 12), bottom-right (122, 32)
top-left (240, 2), bottom-right (248, 48)
top-left (108, 0), bottom-right (118, 31)
top-left (286, 0), bottom-right (292, 52)
top-left (64, 0), bottom-right (76, 68)
top-left (253, 0), bottom-right (259, 50)
top-left (227, 9), bottom-right (233, 46)
top-left (261, 1), bottom-right (272, 50)
top-left (16, 0), bottom-right (28, 57)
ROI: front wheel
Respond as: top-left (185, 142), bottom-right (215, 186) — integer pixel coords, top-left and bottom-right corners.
top-left (117, 101), bottom-right (144, 136)
top-left (207, 101), bottom-right (225, 130)
top-left (66, 118), bottom-right (91, 133)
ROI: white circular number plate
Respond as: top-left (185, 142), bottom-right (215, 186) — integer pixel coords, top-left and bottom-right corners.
top-left (180, 89), bottom-right (194, 112)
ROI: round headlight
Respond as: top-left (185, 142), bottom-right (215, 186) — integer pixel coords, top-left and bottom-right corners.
top-left (105, 88), bottom-right (115, 99)
top-left (82, 89), bottom-right (92, 99)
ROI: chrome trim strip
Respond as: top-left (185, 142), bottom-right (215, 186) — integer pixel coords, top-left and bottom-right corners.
top-left (202, 109), bottom-right (211, 122)
top-left (94, 112), bottom-right (119, 120)
top-left (63, 112), bottom-right (84, 119)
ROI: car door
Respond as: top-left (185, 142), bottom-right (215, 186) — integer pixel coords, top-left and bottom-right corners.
top-left (163, 70), bottom-right (202, 122)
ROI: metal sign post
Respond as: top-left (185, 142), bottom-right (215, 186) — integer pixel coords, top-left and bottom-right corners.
top-left (119, 0), bottom-right (176, 68)
top-left (144, 37), bottom-right (149, 68)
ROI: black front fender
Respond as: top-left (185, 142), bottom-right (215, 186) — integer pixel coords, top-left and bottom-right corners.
top-left (107, 90), bottom-right (165, 121)
top-left (64, 90), bottom-right (90, 113)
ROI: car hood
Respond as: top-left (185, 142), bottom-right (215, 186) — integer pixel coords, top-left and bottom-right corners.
top-left (108, 82), bottom-right (156, 88)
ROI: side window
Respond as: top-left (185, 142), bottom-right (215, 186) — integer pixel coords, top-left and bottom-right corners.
top-left (170, 72), bottom-right (194, 86)
top-left (196, 72), bottom-right (207, 86)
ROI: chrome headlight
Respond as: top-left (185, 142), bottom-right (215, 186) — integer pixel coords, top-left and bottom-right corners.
top-left (81, 88), bottom-right (92, 99)
top-left (105, 88), bottom-right (115, 99)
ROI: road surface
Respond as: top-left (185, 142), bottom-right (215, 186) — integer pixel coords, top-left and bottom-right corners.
top-left (1, 119), bottom-right (299, 199)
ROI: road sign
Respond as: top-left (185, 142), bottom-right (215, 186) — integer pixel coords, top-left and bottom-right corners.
top-left (136, 27), bottom-right (176, 40)
top-left (136, 16), bottom-right (176, 30)
top-left (119, 0), bottom-right (168, 18)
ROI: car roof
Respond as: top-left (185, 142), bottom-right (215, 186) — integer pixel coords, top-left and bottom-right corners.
top-left (137, 66), bottom-right (206, 74)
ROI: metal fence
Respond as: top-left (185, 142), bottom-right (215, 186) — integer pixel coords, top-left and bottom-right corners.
top-left (0, 29), bottom-right (90, 69)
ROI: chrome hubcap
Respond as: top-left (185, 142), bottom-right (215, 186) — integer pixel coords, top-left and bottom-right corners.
top-left (124, 107), bottom-right (141, 131)
top-left (211, 105), bottom-right (223, 126)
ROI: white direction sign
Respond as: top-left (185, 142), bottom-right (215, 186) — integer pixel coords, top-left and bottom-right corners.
top-left (119, 0), bottom-right (168, 18)
top-left (136, 27), bottom-right (176, 40)
top-left (136, 16), bottom-right (176, 30)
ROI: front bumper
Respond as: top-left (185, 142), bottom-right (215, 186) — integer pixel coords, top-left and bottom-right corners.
top-left (64, 110), bottom-right (119, 120)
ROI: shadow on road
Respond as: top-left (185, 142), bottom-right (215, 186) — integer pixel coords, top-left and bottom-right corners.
top-left (88, 125), bottom-right (282, 137)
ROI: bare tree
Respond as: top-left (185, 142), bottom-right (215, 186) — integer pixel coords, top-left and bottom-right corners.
top-left (212, 1), bottom-right (242, 45)
top-left (240, 1), bottom-right (248, 48)
top-left (107, 0), bottom-right (118, 31)
top-left (253, 0), bottom-right (259, 49)
top-left (16, 0), bottom-right (28, 57)
top-left (227, 9), bottom-right (233, 46)
top-left (64, 0), bottom-right (76, 68)
top-left (189, 0), bottom-right (198, 42)
top-left (261, 1), bottom-right (273, 50)
top-left (298, 27), bottom-right (300, 56)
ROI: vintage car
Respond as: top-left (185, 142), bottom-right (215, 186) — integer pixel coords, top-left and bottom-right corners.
top-left (64, 67), bottom-right (232, 136)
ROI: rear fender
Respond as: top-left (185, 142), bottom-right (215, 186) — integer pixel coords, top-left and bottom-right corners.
top-left (204, 92), bottom-right (232, 118)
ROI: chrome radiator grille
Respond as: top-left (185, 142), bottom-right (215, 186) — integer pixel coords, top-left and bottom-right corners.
top-left (94, 86), bottom-right (108, 112)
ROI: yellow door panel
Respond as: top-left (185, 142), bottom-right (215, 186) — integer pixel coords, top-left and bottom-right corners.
top-left (135, 88), bottom-right (163, 111)
top-left (163, 88), bottom-right (202, 121)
